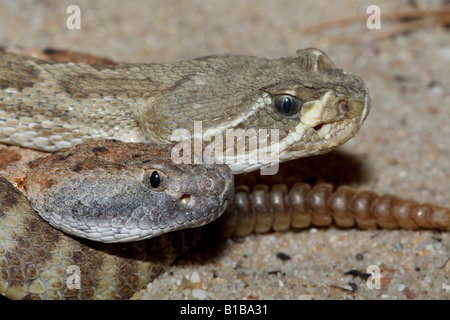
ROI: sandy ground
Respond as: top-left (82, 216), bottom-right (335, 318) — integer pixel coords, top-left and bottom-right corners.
top-left (0, 0), bottom-right (449, 300)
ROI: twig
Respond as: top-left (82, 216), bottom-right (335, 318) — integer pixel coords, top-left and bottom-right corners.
top-left (303, 6), bottom-right (450, 44)
top-left (304, 7), bottom-right (450, 33)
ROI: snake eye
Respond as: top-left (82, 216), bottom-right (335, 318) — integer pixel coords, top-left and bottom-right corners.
top-left (144, 170), bottom-right (167, 191)
top-left (150, 171), bottom-right (160, 188)
top-left (273, 95), bottom-right (302, 117)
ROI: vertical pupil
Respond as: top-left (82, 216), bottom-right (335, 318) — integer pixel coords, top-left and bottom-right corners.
top-left (282, 97), bottom-right (292, 114)
top-left (150, 171), bottom-right (160, 188)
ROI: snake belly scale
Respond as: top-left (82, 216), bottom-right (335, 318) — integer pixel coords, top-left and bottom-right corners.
top-left (0, 48), bottom-right (376, 299)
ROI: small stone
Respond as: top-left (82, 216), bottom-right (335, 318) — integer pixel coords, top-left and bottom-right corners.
top-left (276, 252), bottom-right (291, 261)
top-left (392, 242), bottom-right (403, 251)
top-left (394, 283), bottom-right (406, 292)
top-left (190, 271), bottom-right (201, 283)
top-left (192, 289), bottom-right (207, 299)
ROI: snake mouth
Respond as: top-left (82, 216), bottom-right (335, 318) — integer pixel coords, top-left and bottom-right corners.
top-left (313, 123), bottom-right (324, 131)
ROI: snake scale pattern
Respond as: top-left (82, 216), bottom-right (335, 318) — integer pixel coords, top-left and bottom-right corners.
top-left (0, 48), bottom-right (448, 299)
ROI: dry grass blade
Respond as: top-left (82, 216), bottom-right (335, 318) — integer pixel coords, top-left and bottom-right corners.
top-left (303, 7), bottom-right (450, 44)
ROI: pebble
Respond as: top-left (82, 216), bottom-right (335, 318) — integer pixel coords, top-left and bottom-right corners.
top-left (394, 283), bottom-right (406, 292)
top-left (192, 289), bottom-right (207, 300)
top-left (190, 271), bottom-right (201, 284)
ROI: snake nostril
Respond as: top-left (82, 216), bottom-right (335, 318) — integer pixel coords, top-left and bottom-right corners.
top-left (180, 194), bottom-right (191, 205)
top-left (338, 100), bottom-right (350, 114)
top-left (204, 178), bottom-right (213, 189)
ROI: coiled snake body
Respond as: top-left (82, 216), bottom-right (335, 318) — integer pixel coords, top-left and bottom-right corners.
top-left (0, 49), bottom-right (448, 299)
